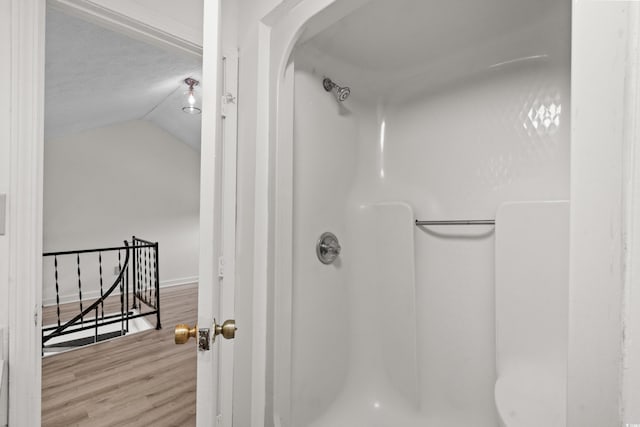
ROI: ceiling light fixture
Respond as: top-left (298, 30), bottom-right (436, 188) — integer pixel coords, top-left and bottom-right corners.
top-left (182, 77), bottom-right (201, 114)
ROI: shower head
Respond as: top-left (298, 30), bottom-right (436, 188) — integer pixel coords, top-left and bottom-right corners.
top-left (323, 77), bottom-right (351, 102)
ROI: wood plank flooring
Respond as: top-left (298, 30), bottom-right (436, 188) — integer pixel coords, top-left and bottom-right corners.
top-left (42, 284), bottom-right (198, 427)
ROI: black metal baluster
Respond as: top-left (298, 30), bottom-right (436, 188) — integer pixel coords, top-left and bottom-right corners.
top-left (98, 251), bottom-right (104, 321)
top-left (119, 249), bottom-right (124, 335)
top-left (141, 246), bottom-right (146, 305)
top-left (133, 243), bottom-right (137, 301)
top-left (151, 245), bottom-right (157, 308)
top-left (54, 255), bottom-right (61, 328)
top-left (95, 307), bottom-right (99, 343)
top-left (145, 247), bottom-right (150, 304)
top-left (125, 261), bottom-right (129, 333)
top-left (131, 236), bottom-right (137, 309)
top-left (154, 242), bottom-right (161, 329)
top-left (141, 246), bottom-right (145, 305)
top-left (137, 245), bottom-right (142, 305)
top-left (77, 253), bottom-right (83, 325)
top-left (149, 247), bottom-right (152, 305)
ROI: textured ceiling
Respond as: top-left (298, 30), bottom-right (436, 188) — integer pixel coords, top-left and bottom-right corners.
top-left (45, 8), bottom-right (202, 150)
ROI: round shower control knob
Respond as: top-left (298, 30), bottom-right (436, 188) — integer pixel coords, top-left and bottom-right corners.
top-left (316, 232), bottom-right (341, 264)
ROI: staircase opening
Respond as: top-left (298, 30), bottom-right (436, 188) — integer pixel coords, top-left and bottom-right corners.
top-left (42, 238), bottom-right (160, 356)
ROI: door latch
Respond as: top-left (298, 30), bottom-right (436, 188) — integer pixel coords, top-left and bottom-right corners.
top-left (198, 328), bottom-right (211, 351)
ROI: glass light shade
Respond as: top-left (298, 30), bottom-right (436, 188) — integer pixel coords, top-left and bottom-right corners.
top-left (182, 87), bottom-right (201, 114)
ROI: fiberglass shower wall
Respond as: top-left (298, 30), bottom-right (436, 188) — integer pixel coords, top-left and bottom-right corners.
top-left (289, 1), bottom-right (570, 425)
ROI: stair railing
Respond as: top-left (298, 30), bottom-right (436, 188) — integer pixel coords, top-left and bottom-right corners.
top-left (42, 237), bottom-right (161, 351)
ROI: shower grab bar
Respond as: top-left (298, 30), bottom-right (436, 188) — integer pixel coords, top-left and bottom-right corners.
top-left (415, 219), bottom-right (495, 226)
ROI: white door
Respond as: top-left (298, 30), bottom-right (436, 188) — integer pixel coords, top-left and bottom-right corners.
top-left (191, 2), bottom-right (238, 426)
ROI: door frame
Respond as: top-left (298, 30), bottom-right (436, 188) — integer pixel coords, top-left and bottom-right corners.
top-left (569, 1), bottom-right (639, 424)
top-left (252, 0), bottom-right (640, 426)
top-left (6, 0), bottom-right (229, 425)
top-left (6, 1), bottom-right (45, 424)
top-left (623, 3), bottom-right (640, 420)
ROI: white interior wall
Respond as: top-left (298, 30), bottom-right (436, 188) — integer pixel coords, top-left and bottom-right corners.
top-left (290, 19), bottom-right (570, 425)
top-left (43, 119), bottom-right (200, 304)
top-left (0, 3), bottom-right (10, 425)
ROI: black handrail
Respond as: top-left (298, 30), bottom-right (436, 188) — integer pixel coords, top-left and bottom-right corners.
top-left (43, 241), bottom-right (131, 344)
top-left (43, 243), bottom-right (155, 257)
top-left (131, 237), bottom-right (154, 245)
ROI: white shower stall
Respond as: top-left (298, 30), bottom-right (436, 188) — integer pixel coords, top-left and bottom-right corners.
top-left (268, 0), bottom-right (571, 425)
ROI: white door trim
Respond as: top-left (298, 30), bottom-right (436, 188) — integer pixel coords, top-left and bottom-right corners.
top-left (7, 1), bottom-right (46, 424)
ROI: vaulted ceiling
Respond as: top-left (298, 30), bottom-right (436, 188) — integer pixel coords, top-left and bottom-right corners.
top-left (45, 8), bottom-right (203, 150)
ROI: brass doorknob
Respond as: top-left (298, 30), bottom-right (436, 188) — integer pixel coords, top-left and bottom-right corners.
top-left (174, 324), bottom-right (197, 344)
top-left (214, 319), bottom-right (237, 341)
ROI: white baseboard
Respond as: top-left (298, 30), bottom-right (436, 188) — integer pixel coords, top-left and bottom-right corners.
top-left (42, 276), bottom-right (198, 307)
top-left (160, 276), bottom-right (198, 288)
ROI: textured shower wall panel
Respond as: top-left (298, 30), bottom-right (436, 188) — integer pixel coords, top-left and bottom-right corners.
top-left (290, 67), bottom-right (359, 426)
top-left (362, 65), bottom-right (570, 212)
top-left (356, 63), bottom-right (570, 424)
